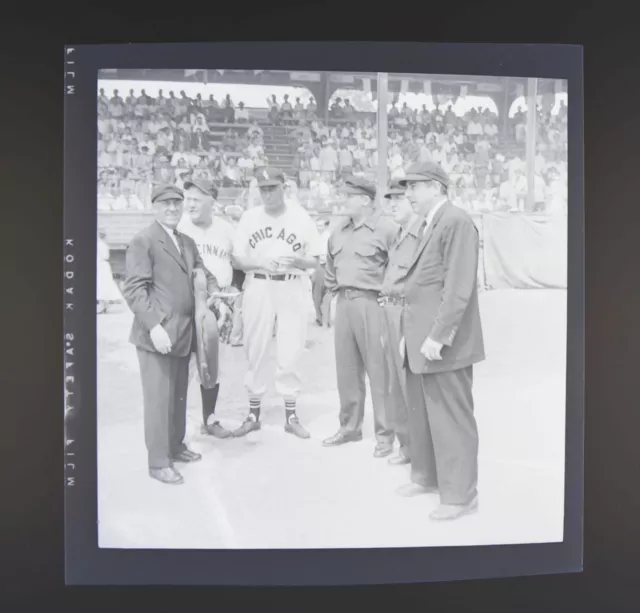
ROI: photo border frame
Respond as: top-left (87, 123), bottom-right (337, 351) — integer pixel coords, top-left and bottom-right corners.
top-left (63, 41), bottom-right (584, 586)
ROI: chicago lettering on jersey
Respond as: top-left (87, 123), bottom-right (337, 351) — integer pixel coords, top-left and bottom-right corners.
top-left (248, 226), bottom-right (302, 252)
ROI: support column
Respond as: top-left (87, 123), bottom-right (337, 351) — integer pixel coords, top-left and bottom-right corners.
top-left (526, 77), bottom-right (538, 212)
top-left (376, 72), bottom-right (389, 209)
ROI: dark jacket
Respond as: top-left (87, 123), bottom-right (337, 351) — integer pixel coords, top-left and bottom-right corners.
top-left (401, 202), bottom-right (485, 374)
top-left (123, 221), bottom-right (218, 357)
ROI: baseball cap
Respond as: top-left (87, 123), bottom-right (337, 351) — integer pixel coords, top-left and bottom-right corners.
top-left (398, 161), bottom-right (450, 188)
top-left (340, 176), bottom-right (376, 199)
top-left (255, 167), bottom-right (285, 187)
top-left (384, 180), bottom-right (406, 199)
top-left (183, 178), bottom-right (219, 200)
top-left (151, 183), bottom-right (184, 204)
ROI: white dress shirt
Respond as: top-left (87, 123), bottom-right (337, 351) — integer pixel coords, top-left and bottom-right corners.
top-left (158, 222), bottom-right (182, 253)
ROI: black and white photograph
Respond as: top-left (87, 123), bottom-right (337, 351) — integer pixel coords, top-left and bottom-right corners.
top-left (62, 41), bottom-right (583, 585)
top-left (95, 65), bottom-right (569, 550)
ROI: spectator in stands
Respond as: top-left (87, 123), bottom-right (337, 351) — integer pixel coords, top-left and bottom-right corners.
top-left (135, 145), bottom-right (154, 172)
top-left (171, 143), bottom-right (197, 168)
top-left (475, 136), bottom-right (491, 166)
top-left (206, 95), bottom-right (221, 121)
top-left (98, 138), bottom-right (113, 169)
top-left (294, 97), bottom-right (305, 121)
top-left (306, 97), bottom-right (317, 120)
top-left (156, 127), bottom-right (174, 154)
top-left (247, 120), bottom-right (263, 139)
top-left (223, 94), bottom-right (235, 123)
top-left (238, 149), bottom-right (255, 183)
top-left (319, 140), bottom-right (339, 181)
top-left (388, 144), bottom-right (405, 180)
top-left (330, 97), bottom-right (344, 118)
top-left (281, 94), bottom-right (294, 119)
top-left (484, 119), bottom-right (499, 142)
top-left (441, 147), bottom-right (460, 174)
top-left (513, 168), bottom-right (528, 210)
top-left (112, 183), bottom-right (144, 210)
top-left (268, 95), bottom-right (280, 124)
top-left (235, 101), bottom-right (249, 123)
top-left (191, 126), bottom-right (210, 152)
top-left (222, 156), bottom-right (242, 186)
top-left (338, 142), bottom-right (353, 173)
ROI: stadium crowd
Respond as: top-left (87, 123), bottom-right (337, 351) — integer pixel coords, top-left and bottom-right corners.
top-left (97, 87), bottom-right (568, 215)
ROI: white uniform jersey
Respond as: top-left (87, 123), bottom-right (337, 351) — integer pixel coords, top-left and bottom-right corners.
top-left (178, 215), bottom-right (235, 288)
top-left (233, 204), bottom-right (323, 276)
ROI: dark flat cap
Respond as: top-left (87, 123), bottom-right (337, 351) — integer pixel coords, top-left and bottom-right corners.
top-left (255, 167), bottom-right (285, 187)
top-left (384, 179), bottom-right (406, 199)
top-left (151, 183), bottom-right (184, 203)
top-left (340, 176), bottom-right (376, 199)
top-left (183, 178), bottom-right (219, 200)
top-left (399, 161), bottom-right (449, 187)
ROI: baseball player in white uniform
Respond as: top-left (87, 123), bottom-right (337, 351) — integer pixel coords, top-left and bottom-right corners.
top-left (177, 179), bottom-right (238, 439)
top-left (232, 167), bottom-right (323, 439)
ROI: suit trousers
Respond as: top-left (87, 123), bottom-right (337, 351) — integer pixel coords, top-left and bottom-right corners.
top-left (382, 304), bottom-right (410, 454)
top-left (137, 349), bottom-right (190, 469)
top-left (405, 366), bottom-right (478, 505)
top-left (334, 292), bottom-right (393, 444)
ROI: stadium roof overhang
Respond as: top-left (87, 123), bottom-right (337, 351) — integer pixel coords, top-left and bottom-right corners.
top-left (99, 69), bottom-right (565, 113)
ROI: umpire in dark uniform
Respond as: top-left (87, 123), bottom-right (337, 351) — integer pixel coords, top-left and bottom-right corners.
top-left (379, 180), bottom-right (423, 466)
top-left (396, 161), bottom-right (485, 520)
top-left (123, 184), bottom-right (219, 485)
top-left (322, 176), bottom-right (398, 458)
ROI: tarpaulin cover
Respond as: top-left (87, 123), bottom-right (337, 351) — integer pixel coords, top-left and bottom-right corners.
top-left (482, 213), bottom-right (568, 290)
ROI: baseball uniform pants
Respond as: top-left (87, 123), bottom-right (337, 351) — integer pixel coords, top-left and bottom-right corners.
top-left (242, 275), bottom-right (308, 401)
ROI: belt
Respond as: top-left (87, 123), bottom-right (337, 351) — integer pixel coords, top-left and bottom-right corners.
top-left (381, 295), bottom-right (407, 307)
top-left (253, 273), bottom-right (298, 281)
top-left (339, 288), bottom-right (379, 300)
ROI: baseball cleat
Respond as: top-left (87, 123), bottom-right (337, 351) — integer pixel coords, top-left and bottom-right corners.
top-left (232, 417), bottom-right (262, 438)
top-left (285, 416), bottom-right (310, 439)
top-left (201, 421), bottom-right (233, 438)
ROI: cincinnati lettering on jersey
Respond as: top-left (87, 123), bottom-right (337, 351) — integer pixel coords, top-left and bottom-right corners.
top-left (196, 243), bottom-right (230, 260)
top-left (248, 226), bottom-right (302, 251)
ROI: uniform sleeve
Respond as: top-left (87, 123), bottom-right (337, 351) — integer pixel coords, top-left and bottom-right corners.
top-left (428, 216), bottom-right (479, 347)
top-left (323, 231), bottom-right (338, 292)
top-left (232, 212), bottom-right (250, 259)
top-left (305, 214), bottom-right (324, 257)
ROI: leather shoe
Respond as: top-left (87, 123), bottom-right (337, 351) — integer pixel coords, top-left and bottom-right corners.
top-left (373, 444), bottom-right (394, 458)
top-left (149, 467), bottom-right (184, 485)
top-left (201, 421), bottom-right (233, 439)
top-left (396, 483), bottom-right (438, 497)
top-left (430, 496), bottom-right (478, 521)
top-left (322, 431), bottom-right (363, 447)
top-left (388, 451), bottom-right (410, 466)
top-left (173, 448), bottom-right (202, 463)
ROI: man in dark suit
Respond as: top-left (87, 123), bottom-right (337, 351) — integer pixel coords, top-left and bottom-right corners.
top-left (396, 162), bottom-right (485, 520)
top-left (123, 184), bottom-right (219, 485)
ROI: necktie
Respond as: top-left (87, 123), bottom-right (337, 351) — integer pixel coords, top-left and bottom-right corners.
top-left (173, 230), bottom-right (184, 258)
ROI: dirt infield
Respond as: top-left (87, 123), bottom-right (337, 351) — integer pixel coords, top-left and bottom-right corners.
top-left (97, 289), bottom-right (566, 549)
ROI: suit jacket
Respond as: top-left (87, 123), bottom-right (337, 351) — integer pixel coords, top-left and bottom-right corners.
top-left (401, 202), bottom-right (485, 374)
top-left (123, 221), bottom-right (219, 357)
